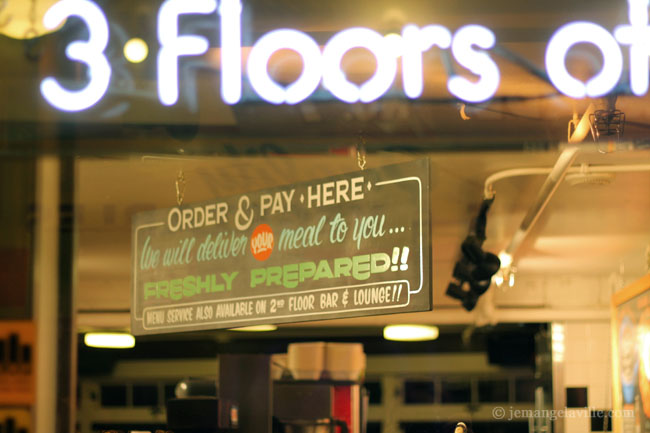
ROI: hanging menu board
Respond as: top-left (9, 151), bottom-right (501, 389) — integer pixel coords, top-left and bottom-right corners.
top-left (131, 159), bottom-right (431, 335)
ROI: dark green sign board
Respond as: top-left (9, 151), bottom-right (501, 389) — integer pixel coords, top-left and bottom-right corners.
top-left (131, 159), bottom-right (431, 335)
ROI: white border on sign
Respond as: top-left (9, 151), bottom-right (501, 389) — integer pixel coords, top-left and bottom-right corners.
top-left (141, 280), bottom-right (411, 330)
top-left (375, 176), bottom-right (424, 294)
top-left (132, 170), bottom-right (426, 328)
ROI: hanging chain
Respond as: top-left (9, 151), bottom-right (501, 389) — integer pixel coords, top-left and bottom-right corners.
top-left (356, 134), bottom-right (367, 170)
top-left (23, 0), bottom-right (38, 39)
top-left (357, 149), bottom-right (366, 170)
top-left (175, 170), bottom-right (186, 206)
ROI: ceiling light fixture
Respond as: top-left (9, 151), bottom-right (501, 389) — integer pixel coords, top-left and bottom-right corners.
top-left (124, 38), bottom-right (149, 63)
top-left (0, 0), bottom-right (61, 40)
top-left (84, 332), bottom-right (135, 349)
top-left (590, 108), bottom-right (625, 142)
top-left (383, 324), bottom-right (439, 341)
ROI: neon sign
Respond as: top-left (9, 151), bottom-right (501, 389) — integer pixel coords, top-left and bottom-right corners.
top-left (247, 28), bottom-right (322, 104)
top-left (546, 22), bottom-right (624, 98)
top-left (40, 0), bottom-right (650, 112)
top-left (40, 0), bottom-right (111, 112)
top-left (157, 0), bottom-right (217, 106)
top-left (539, 0), bottom-right (649, 99)
top-left (614, 0), bottom-right (650, 96)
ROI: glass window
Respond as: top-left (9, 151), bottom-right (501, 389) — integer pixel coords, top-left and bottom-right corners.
top-left (440, 380), bottom-right (470, 404)
top-left (100, 385), bottom-right (127, 407)
top-left (133, 384), bottom-right (158, 407)
top-left (367, 422), bottom-right (381, 433)
top-left (404, 380), bottom-right (435, 404)
top-left (515, 378), bottom-right (536, 403)
top-left (478, 379), bottom-right (509, 403)
top-left (365, 381), bottom-right (382, 405)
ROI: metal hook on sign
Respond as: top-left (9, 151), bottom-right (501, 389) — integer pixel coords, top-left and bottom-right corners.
top-left (175, 170), bottom-right (186, 206)
top-left (357, 149), bottom-right (366, 171)
top-left (356, 134), bottom-right (367, 171)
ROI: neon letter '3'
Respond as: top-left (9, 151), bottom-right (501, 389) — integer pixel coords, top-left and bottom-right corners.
top-left (40, 0), bottom-right (111, 112)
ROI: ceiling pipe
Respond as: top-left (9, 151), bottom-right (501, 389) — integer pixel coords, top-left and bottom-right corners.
top-left (485, 154), bottom-right (650, 270)
top-left (489, 146), bottom-right (581, 265)
top-left (484, 162), bottom-right (650, 198)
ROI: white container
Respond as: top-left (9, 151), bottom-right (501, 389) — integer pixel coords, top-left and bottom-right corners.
top-left (287, 342), bottom-right (326, 380)
top-left (324, 343), bottom-right (365, 381)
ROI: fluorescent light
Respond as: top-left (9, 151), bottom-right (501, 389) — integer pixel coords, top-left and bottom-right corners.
top-left (84, 332), bottom-right (135, 349)
top-left (124, 38), bottom-right (149, 63)
top-left (383, 324), bottom-right (439, 341)
top-left (229, 324), bottom-right (278, 332)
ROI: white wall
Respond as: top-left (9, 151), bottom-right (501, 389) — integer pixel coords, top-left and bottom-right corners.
top-left (552, 321), bottom-right (612, 433)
